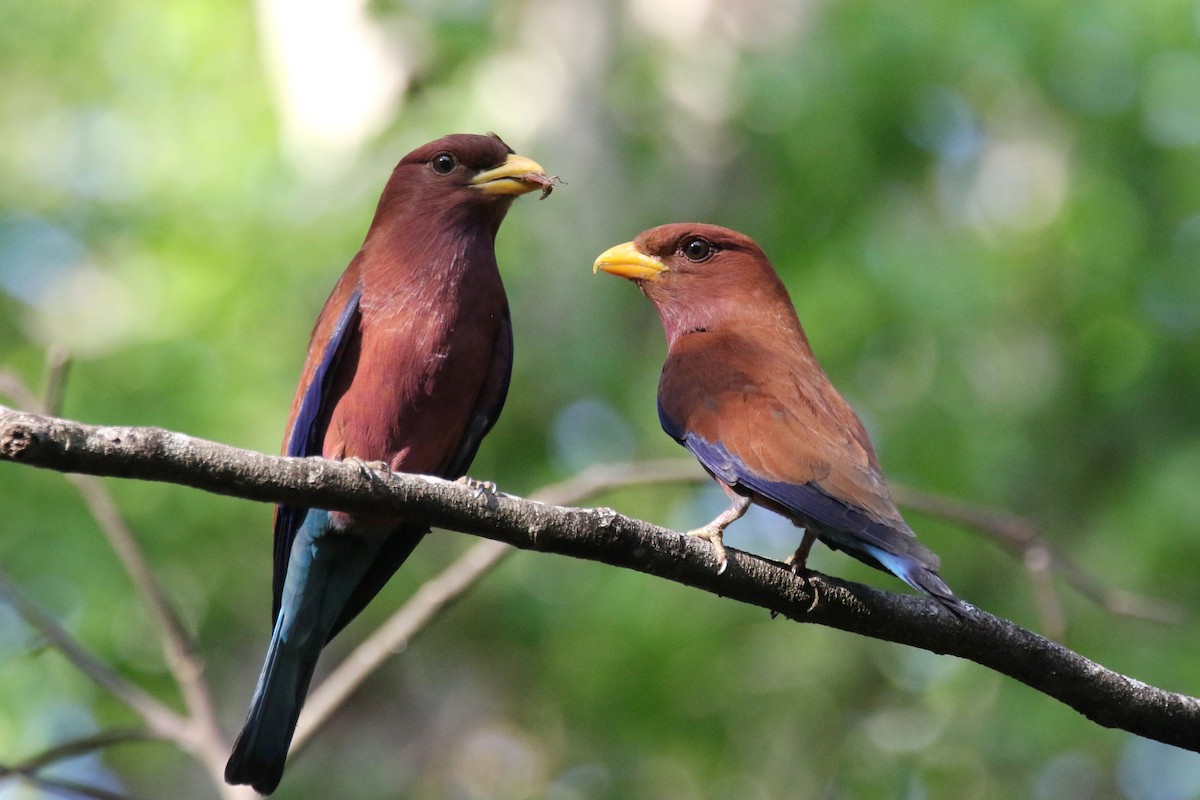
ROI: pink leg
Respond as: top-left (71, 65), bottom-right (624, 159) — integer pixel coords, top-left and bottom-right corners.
top-left (686, 488), bottom-right (751, 575)
top-left (786, 528), bottom-right (817, 575)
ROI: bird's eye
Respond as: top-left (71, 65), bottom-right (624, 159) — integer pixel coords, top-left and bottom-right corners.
top-left (681, 237), bottom-right (714, 263)
top-left (431, 153), bottom-right (456, 175)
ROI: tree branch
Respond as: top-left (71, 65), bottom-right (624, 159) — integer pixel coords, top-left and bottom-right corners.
top-left (0, 729), bottom-right (157, 779)
top-left (293, 459), bottom-right (712, 753)
top-left (0, 770), bottom-right (143, 800)
top-left (2, 408), bottom-right (1198, 754)
top-left (0, 728), bottom-right (158, 800)
top-left (895, 485), bottom-right (1183, 629)
top-left (0, 567), bottom-right (191, 744)
top-left (0, 371), bottom-right (234, 790)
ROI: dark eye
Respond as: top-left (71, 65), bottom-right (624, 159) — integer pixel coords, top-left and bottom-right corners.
top-left (431, 152), bottom-right (456, 175)
top-left (681, 237), bottom-right (714, 263)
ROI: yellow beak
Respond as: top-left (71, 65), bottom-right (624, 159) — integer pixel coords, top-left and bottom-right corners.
top-left (470, 153), bottom-right (550, 196)
top-left (592, 241), bottom-right (668, 280)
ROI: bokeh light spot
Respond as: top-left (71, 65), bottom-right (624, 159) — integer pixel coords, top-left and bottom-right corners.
top-left (1142, 52), bottom-right (1200, 148)
top-left (550, 398), bottom-right (635, 473)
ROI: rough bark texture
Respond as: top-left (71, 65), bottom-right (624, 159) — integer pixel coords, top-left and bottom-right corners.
top-left (2, 407), bottom-right (1197, 752)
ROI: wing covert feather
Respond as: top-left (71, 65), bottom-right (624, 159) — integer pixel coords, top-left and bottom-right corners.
top-left (658, 329), bottom-right (930, 564)
top-left (272, 284), bottom-right (363, 621)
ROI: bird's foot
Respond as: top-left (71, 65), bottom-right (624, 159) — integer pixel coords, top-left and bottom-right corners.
top-left (684, 524), bottom-right (729, 575)
top-left (782, 556), bottom-right (821, 613)
top-left (456, 475), bottom-right (497, 501)
top-left (769, 571), bottom-right (818, 618)
top-left (786, 529), bottom-right (816, 576)
top-left (793, 570), bottom-right (821, 612)
top-left (345, 456), bottom-right (391, 476)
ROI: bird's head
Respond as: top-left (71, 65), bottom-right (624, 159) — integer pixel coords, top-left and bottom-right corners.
top-left (372, 133), bottom-right (553, 236)
top-left (593, 223), bottom-right (797, 345)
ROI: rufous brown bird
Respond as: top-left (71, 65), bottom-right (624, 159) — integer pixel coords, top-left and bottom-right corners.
top-left (594, 223), bottom-right (966, 614)
top-left (225, 133), bottom-right (553, 794)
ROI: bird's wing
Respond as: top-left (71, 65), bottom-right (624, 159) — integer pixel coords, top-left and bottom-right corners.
top-left (323, 305), bottom-right (513, 640)
top-left (658, 332), bottom-right (939, 569)
top-left (271, 282), bottom-right (363, 621)
top-left (441, 305), bottom-right (513, 479)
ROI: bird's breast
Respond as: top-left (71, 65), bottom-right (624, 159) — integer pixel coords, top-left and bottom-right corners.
top-left (324, 271), bottom-right (507, 475)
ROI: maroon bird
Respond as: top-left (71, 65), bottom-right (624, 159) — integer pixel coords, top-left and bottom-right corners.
top-left (225, 134), bottom-right (552, 794)
top-left (593, 224), bottom-right (966, 614)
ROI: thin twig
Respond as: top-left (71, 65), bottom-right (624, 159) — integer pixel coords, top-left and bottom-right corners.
top-left (0, 727), bottom-right (211, 800)
top-left (895, 485), bottom-right (1183, 626)
top-left (62, 474), bottom-right (231, 767)
top-left (0, 567), bottom-right (191, 742)
top-left (0, 768), bottom-right (145, 800)
top-left (0, 370), bottom-right (235, 795)
top-left (41, 345), bottom-right (72, 418)
top-left (292, 459), bottom-right (706, 752)
top-left (0, 372), bottom-right (41, 414)
top-left (528, 459), bottom-right (705, 505)
top-left (0, 729), bottom-right (158, 778)
top-left (292, 538), bottom-right (512, 753)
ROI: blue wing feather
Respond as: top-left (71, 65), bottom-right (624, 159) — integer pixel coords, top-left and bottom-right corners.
top-left (272, 288), bottom-right (362, 622)
top-left (285, 287), bottom-right (363, 460)
top-left (661, 402), bottom-right (965, 612)
top-left (679, 431), bottom-right (911, 557)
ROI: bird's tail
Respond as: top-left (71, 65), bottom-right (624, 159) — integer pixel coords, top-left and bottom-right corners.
top-left (866, 546), bottom-right (972, 618)
top-left (224, 614), bottom-right (320, 795)
top-left (226, 510), bottom-right (380, 795)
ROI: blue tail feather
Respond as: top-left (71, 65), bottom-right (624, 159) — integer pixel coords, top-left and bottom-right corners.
top-left (863, 545), bottom-right (971, 617)
top-left (226, 510), bottom-right (379, 794)
top-left (224, 610), bottom-right (320, 794)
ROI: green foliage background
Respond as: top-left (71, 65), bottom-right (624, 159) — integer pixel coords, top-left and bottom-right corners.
top-left (2, 0), bottom-right (1200, 797)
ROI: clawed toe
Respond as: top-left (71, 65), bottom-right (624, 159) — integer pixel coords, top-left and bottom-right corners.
top-left (456, 475), bottom-right (497, 500)
top-left (685, 525), bottom-right (729, 574)
top-left (345, 456), bottom-right (390, 476)
top-left (782, 563), bottom-right (820, 612)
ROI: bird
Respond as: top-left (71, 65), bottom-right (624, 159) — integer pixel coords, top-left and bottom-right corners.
top-left (225, 133), bottom-right (553, 794)
top-left (593, 223), bottom-right (967, 615)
